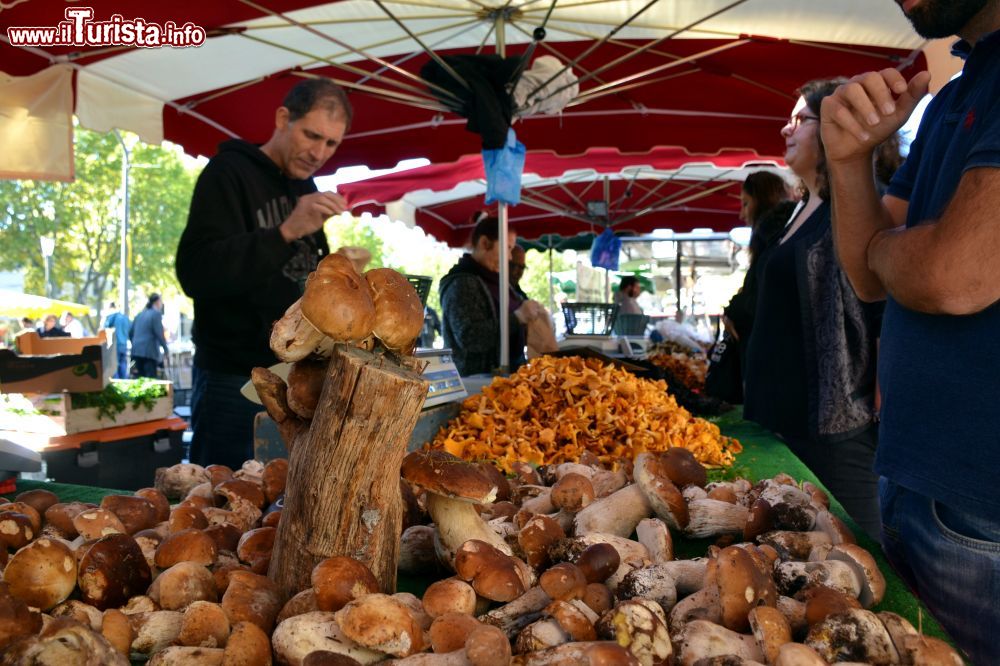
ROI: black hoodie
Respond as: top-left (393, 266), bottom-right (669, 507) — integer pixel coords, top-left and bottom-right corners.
top-left (176, 140), bottom-right (329, 376)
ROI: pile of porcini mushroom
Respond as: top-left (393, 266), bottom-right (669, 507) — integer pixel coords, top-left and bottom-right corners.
top-left (0, 446), bottom-right (964, 665)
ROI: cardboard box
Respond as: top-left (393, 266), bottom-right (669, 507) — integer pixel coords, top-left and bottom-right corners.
top-left (24, 379), bottom-right (174, 435)
top-left (0, 330), bottom-right (115, 394)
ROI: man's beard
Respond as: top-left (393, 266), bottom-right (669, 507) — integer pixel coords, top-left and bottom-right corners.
top-left (902, 0), bottom-right (990, 38)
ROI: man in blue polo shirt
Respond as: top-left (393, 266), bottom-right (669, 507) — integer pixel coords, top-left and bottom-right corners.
top-left (821, 1), bottom-right (1000, 662)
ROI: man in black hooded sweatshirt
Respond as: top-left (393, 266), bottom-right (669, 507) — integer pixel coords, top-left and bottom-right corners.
top-left (176, 78), bottom-right (352, 468)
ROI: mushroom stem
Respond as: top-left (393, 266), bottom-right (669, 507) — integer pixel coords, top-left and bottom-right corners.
top-left (481, 587), bottom-right (552, 639)
top-left (427, 494), bottom-right (513, 566)
top-left (573, 485), bottom-right (652, 537)
top-left (677, 619), bottom-right (765, 666)
top-left (683, 499), bottom-right (750, 538)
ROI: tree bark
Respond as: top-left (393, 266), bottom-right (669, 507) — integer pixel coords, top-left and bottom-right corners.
top-left (267, 344), bottom-right (427, 600)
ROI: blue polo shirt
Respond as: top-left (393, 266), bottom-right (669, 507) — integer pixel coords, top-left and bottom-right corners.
top-left (879, 31), bottom-right (1000, 515)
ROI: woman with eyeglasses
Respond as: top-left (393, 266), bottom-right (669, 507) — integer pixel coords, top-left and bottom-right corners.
top-left (742, 78), bottom-right (885, 539)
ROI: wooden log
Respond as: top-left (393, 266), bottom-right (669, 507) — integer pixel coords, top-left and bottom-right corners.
top-left (267, 344), bottom-right (427, 600)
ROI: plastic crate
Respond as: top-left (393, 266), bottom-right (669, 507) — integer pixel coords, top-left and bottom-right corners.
top-left (613, 314), bottom-right (651, 337)
top-left (562, 302), bottom-right (619, 336)
top-left (405, 275), bottom-right (433, 307)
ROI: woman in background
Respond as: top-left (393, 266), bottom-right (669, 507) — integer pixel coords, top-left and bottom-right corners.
top-left (439, 214), bottom-right (526, 376)
top-left (743, 78), bottom-right (883, 539)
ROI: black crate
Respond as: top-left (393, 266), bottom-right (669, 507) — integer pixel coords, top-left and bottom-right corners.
top-left (405, 275), bottom-right (434, 307)
top-left (562, 302), bottom-right (619, 336)
top-left (42, 426), bottom-right (184, 490)
top-left (613, 313), bottom-right (651, 337)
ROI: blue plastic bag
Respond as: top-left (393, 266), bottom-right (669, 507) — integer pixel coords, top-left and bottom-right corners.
top-left (483, 128), bottom-right (526, 206)
top-left (590, 227), bottom-right (621, 271)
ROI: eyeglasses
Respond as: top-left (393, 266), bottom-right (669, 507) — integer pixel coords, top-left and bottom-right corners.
top-left (786, 113), bottom-right (819, 131)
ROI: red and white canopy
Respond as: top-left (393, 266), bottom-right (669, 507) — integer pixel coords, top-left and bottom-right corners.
top-left (2, 0), bottom-right (928, 178)
top-left (340, 147), bottom-right (788, 246)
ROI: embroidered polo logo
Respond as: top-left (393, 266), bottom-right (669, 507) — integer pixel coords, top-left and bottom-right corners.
top-left (964, 108), bottom-right (976, 130)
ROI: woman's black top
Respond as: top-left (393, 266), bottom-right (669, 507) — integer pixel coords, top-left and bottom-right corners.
top-left (743, 202), bottom-right (826, 440)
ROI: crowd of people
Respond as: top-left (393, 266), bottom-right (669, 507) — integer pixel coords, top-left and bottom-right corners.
top-left (169, 1), bottom-right (997, 661)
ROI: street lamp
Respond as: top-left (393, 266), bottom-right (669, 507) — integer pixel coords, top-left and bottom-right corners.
top-left (39, 236), bottom-right (55, 298)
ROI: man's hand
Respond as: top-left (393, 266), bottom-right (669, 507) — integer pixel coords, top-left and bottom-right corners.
top-left (821, 69), bottom-right (931, 164)
top-left (279, 191), bottom-right (347, 242)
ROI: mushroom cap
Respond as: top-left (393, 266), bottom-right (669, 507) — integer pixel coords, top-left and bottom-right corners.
top-left (176, 600), bottom-right (231, 648)
top-left (44, 501), bottom-right (95, 538)
top-left (802, 584), bottom-right (862, 626)
top-left (286, 358), bottom-right (327, 419)
top-left (550, 473), bottom-right (596, 512)
top-left (236, 527), bottom-right (276, 567)
top-left (262, 459), bottom-right (289, 505)
top-left (400, 450), bottom-right (497, 504)
top-left (464, 624), bottom-right (511, 666)
top-left (0, 502), bottom-right (41, 534)
top-left (574, 542), bottom-right (622, 583)
top-left (206, 464), bottom-right (235, 488)
top-left (421, 578), bottom-right (477, 618)
top-left (3, 617), bottom-right (128, 665)
top-left (715, 545), bottom-right (777, 633)
top-left (0, 582), bottom-right (43, 649)
top-left (5, 538), bottom-right (77, 610)
top-left (301, 253), bottom-right (377, 342)
top-left (277, 589), bottom-right (321, 626)
top-left (222, 620), bottom-right (271, 665)
top-left (749, 605), bottom-right (792, 664)
top-left (743, 499), bottom-right (775, 542)
top-left (453, 540), bottom-right (525, 602)
top-left (633, 453), bottom-right (689, 529)
top-left (72, 508), bottom-right (126, 540)
top-left (271, 612), bottom-right (382, 666)
top-left (303, 652), bottom-right (364, 666)
top-left (169, 505), bottom-right (209, 533)
top-left (814, 510), bottom-right (856, 546)
top-left (101, 608), bottom-right (135, 656)
top-left (334, 593), bottom-right (424, 657)
top-left (151, 561), bottom-right (218, 610)
top-left (221, 571), bottom-right (282, 634)
top-left (775, 642), bottom-right (828, 666)
top-left (203, 523), bottom-right (243, 554)
top-left (546, 600), bottom-right (597, 641)
top-left (582, 583), bottom-right (615, 616)
top-left (428, 611), bottom-right (481, 653)
top-left (826, 544), bottom-right (885, 608)
top-left (77, 533), bottom-right (152, 610)
top-left (155, 528), bottom-right (219, 569)
top-left (365, 268), bottom-right (424, 352)
top-left (539, 563), bottom-right (588, 601)
top-left (214, 479), bottom-right (267, 512)
top-left (0, 511), bottom-right (35, 550)
top-left (311, 556), bottom-right (380, 613)
top-left (100, 495), bottom-right (159, 535)
top-left (134, 488), bottom-right (171, 523)
top-left (898, 634), bottom-right (964, 666)
top-left (518, 515), bottom-right (566, 570)
top-left (14, 488), bottom-right (60, 518)
top-left (805, 609), bottom-right (896, 665)
top-left (660, 447), bottom-right (708, 488)
top-left (597, 600), bottom-right (672, 665)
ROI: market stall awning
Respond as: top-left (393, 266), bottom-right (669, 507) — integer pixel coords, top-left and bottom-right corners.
top-left (1, 1), bottom-right (927, 178)
top-left (340, 147), bottom-right (788, 246)
top-left (0, 291), bottom-right (93, 320)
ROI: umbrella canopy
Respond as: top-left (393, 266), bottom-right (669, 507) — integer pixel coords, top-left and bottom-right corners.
top-left (340, 147), bottom-right (788, 246)
top-left (2, 1), bottom-right (927, 175)
top-left (0, 291), bottom-right (93, 320)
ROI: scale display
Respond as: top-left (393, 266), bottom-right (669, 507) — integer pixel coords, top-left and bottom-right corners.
top-left (415, 349), bottom-right (468, 408)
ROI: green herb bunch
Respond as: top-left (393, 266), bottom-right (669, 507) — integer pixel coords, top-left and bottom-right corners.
top-left (70, 378), bottom-right (168, 421)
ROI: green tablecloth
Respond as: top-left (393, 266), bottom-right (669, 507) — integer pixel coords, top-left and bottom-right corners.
top-left (4, 410), bottom-right (952, 644)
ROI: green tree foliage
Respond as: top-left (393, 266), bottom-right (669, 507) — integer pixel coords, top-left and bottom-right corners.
top-left (323, 214), bottom-right (386, 270)
top-left (0, 127), bottom-right (197, 332)
top-left (520, 248), bottom-right (574, 311)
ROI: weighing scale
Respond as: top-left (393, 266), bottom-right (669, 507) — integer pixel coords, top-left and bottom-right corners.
top-left (557, 334), bottom-right (651, 360)
top-left (414, 348), bottom-right (467, 409)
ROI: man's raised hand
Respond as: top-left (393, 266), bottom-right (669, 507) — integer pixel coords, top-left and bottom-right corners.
top-left (821, 69), bottom-right (931, 164)
top-left (280, 191), bottom-right (347, 242)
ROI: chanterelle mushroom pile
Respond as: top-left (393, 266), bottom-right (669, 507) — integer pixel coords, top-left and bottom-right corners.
top-left (430, 356), bottom-right (742, 473)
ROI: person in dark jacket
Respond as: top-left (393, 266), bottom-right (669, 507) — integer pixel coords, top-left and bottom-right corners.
top-left (130, 294), bottom-right (169, 379)
top-left (176, 78), bottom-right (352, 467)
top-left (440, 214), bottom-right (526, 376)
top-left (743, 78), bottom-right (884, 539)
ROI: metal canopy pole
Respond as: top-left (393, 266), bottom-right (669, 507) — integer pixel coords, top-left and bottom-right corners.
top-left (496, 12), bottom-right (511, 374)
top-left (674, 240), bottom-right (683, 320)
top-left (114, 131), bottom-right (131, 319)
top-left (548, 241), bottom-right (555, 314)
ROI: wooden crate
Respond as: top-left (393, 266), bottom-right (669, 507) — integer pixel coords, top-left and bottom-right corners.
top-left (26, 380), bottom-right (174, 436)
top-left (1, 330), bottom-right (115, 394)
